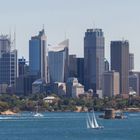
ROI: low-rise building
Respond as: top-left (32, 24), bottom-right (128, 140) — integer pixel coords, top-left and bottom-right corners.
top-left (32, 79), bottom-right (46, 94)
top-left (66, 77), bottom-right (84, 98)
top-left (43, 96), bottom-right (57, 103)
top-left (46, 82), bottom-right (66, 96)
top-left (0, 84), bottom-right (8, 94)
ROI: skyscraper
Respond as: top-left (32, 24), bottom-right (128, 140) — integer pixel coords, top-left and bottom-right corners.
top-left (111, 40), bottom-right (129, 95)
top-left (84, 29), bottom-right (104, 92)
top-left (0, 35), bottom-right (17, 87)
top-left (29, 29), bottom-right (47, 82)
top-left (48, 39), bottom-right (69, 83)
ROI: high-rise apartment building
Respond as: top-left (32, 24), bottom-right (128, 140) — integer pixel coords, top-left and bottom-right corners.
top-left (29, 29), bottom-right (47, 82)
top-left (111, 40), bottom-right (129, 95)
top-left (84, 29), bottom-right (104, 92)
top-left (48, 39), bottom-right (69, 83)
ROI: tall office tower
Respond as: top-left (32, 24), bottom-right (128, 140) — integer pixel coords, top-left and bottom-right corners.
top-left (103, 71), bottom-right (120, 97)
top-left (48, 39), bottom-right (69, 83)
top-left (111, 40), bottom-right (129, 95)
top-left (0, 35), bottom-right (17, 87)
top-left (29, 29), bottom-right (47, 82)
top-left (84, 29), bottom-right (105, 92)
top-left (69, 55), bottom-right (77, 77)
top-left (104, 58), bottom-right (109, 71)
top-left (129, 53), bottom-right (134, 71)
top-left (77, 58), bottom-right (84, 85)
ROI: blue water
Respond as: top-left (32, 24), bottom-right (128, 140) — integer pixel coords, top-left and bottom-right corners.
top-left (0, 112), bottom-right (140, 140)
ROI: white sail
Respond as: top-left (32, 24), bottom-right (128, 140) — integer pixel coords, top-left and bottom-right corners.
top-left (86, 109), bottom-right (104, 129)
top-left (87, 112), bottom-right (95, 128)
top-left (91, 113), bottom-right (95, 128)
top-left (86, 118), bottom-right (90, 128)
top-left (87, 112), bottom-right (93, 128)
top-left (93, 111), bottom-right (99, 128)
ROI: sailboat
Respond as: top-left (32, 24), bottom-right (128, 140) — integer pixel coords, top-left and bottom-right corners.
top-left (33, 104), bottom-right (44, 117)
top-left (86, 110), bottom-right (104, 129)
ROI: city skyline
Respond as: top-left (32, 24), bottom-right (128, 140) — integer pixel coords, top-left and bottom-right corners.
top-left (0, 0), bottom-right (140, 69)
top-left (0, 1), bottom-right (140, 139)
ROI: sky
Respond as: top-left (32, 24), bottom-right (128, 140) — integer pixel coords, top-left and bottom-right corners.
top-left (0, 0), bottom-right (140, 69)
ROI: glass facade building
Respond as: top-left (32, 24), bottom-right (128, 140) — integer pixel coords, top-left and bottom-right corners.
top-left (84, 29), bottom-right (105, 92)
top-left (29, 29), bottom-right (47, 82)
top-left (48, 39), bottom-right (69, 83)
top-left (0, 35), bottom-right (17, 86)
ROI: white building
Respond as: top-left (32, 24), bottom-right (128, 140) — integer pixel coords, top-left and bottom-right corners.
top-left (66, 77), bottom-right (84, 98)
top-left (43, 96), bottom-right (56, 103)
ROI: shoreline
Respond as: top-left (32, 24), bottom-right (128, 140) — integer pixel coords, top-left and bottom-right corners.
top-left (0, 110), bottom-right (16, 115)
top-left (122, 107), bottom-right (140, 112)
top-left (1, 107), bottom-right (140, 115)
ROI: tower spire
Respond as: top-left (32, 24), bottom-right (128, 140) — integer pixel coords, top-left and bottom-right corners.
top-left (43, 24), bottom-right (45, 31)
top-left (14, 27), bottom-right (16, 49)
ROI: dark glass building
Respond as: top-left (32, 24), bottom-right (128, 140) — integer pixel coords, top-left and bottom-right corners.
top-left (69, 55), bottom-right (77, 77)
top-left (84, 29), bottom-right (104, 92)
top-left (77, 58), bottom-right (84, 85)
top-left (111, 40), bottom-right (129, 95)
top-left (18, 57), bottom-right (27, 76)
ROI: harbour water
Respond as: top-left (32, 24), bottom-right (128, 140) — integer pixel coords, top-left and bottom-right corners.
top-left (0, 112), bottom-right (140, 140)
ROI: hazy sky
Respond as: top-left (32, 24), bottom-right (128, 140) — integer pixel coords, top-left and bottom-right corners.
top-left (0, 0), bottom-right (140, 69)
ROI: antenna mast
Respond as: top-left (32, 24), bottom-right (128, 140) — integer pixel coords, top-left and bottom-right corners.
top-left (13, 28), bottom-right (16, 50)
